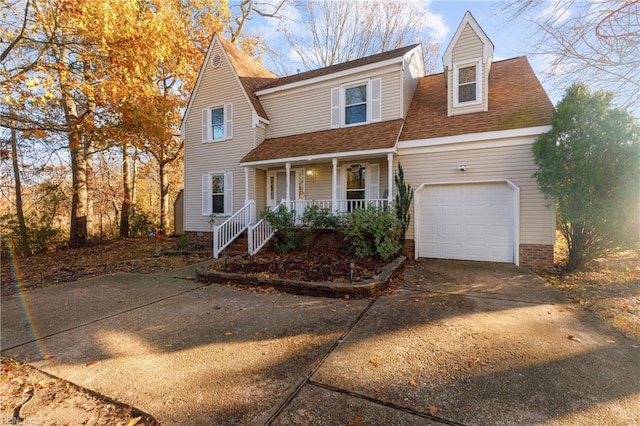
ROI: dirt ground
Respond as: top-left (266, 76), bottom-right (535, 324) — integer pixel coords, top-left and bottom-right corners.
top-left (1, 237), bottom-right (210, 297)
top-left (545, 243), bottom-right (640, 341)
top-left (1, 237), bottom-right (638, 423)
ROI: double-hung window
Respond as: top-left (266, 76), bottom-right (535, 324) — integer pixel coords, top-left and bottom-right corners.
top-left (202, 172), bottom-right (233, 216)
top-left (211, 174), bottom-right (225, 214)
top-left (454, 61), bottom-right (481, 106)
top-left (202, 103), bottom-right (233, 142)
top-left (331, 78), bottom-right (381, 128)
top-left (345, 85), bottom-right (367, 125)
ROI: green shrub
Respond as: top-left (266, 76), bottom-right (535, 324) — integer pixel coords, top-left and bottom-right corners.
top-left (261, 204), bottom-right (307, 252)
top-left (301, 204), bottom-right (342, 229)
top-left (129, 209), bottom-right (156, 238)
top-left (394, 163), bottom-right (413, 245)
top-left (341, 207), bottom-right (401, 259)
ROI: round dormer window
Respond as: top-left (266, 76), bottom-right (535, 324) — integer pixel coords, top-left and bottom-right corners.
top-left (210, 53), bottom-right (222, 69)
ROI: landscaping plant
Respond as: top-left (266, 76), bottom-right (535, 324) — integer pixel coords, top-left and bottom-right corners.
top-left (394, 163), bottom-right (413, 245)
top-left (342, 207), bottom-right (401, 259)
top-left (533, 83), bottom-right (640, 271)
top-left (261, 204), bottom-right (306, 253)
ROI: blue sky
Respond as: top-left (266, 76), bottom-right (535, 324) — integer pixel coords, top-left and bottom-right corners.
top-left (247, 0), bottom-right (564, 105)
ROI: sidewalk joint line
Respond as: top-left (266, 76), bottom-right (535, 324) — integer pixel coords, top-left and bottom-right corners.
top-left (264, 295), bottom-right (380, 424)
top-left (308, 380), bottom-right (468, 426)
top-left (0, 284), bottom-right (209, 353)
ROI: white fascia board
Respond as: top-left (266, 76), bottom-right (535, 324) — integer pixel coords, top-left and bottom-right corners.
top-left (240, 147), bottom-right (396, 167)
top-left (443, 11), bottom-right (495, 69)
top-left (398, 125), bottom-right (551, 153)
top-left (255, 52), bottom-right (415, 96)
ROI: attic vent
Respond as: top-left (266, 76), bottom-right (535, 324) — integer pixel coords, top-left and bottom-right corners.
top-left (210, 53), bottom-right (222, 69)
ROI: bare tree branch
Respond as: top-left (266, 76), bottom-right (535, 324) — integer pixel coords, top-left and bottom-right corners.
top-left (0, 0), bottom-right (30, 62)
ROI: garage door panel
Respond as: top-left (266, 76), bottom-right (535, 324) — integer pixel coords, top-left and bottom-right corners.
top-left (440, 244), bottom-right (462, 257)
top-left (441, 224), bottom-right (462, 236)
top-left (418, 183), bottom-right (514, 263)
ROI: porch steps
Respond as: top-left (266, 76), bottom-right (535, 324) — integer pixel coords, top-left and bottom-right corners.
top-left (221, 232), bottom-right (249, 257)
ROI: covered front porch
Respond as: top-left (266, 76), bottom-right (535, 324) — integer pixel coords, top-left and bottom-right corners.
top-left (257, 153), bottom-right (395, 216)
top-left (213, 120), bottom-right (403, 257)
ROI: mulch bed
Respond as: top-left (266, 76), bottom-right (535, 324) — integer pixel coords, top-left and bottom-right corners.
top-left (219, 250), bottom-right (391, 283)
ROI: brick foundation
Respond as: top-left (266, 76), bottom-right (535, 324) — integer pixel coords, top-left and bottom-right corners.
top-left (402, 239), bottom-right (415, 259)
top-left (185, 231), bottom-right (213, 248)
top-left (519, 244), bottom-right (554, 274)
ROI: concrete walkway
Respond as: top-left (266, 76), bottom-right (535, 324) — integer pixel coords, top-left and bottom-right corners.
top-left (2, 259), bottom-right (638, 424)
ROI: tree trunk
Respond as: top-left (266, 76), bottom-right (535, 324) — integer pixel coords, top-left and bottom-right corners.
top-left (69, 135), bottom-right (88, 247)
top-left (120, 143), bottom-right (132, 238)
top-left (9, 123), bottom-right (32, 257)
top-left (55, 44), bottom-right (88, 247)
top-left (85, 142), bottom-right (94, 238)
top-left (159, 160), bottom-right (170, 234)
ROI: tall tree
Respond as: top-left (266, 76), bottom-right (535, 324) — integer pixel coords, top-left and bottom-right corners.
top-left (8, 117), bottom-right (31, 256)
top-left (533, 83), bottom-right (640, 271)
top-left (275, 0), bottom-right (439, 72)
top-left (503, 0), bottom-right (640, 114)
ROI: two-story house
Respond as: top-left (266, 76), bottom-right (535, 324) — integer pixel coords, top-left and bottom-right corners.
top-left (180, 12), bottom-right (556, 273)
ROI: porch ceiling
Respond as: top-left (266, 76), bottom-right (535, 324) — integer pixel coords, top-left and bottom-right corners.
top-left (240, 119), bottom-right (403, 166)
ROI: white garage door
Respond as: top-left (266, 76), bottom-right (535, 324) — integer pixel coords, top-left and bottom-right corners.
top-left (418, 183), bottom-right (515, 263)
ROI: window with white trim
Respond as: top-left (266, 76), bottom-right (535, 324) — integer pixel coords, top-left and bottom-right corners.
top-left (331, 78), bottom-right (381, 128)
top-left (453, 61), bottom-right (481, 106)
top-left (202, 103), bottom-right (233, 142)
top-left (345, 84), bottom-right (367, 125)
top-left (202, 172), bottom-right (233, 215)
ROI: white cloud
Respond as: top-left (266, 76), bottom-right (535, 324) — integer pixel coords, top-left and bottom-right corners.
top-left (541, 0), bottom-right (572, 24)
top-left (420, 10), bottom-right (450, 42)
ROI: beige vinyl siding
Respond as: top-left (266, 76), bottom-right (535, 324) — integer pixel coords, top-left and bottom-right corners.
top-left (397, 142), bottom-right (555, 245)
top-left (303, 163), bottom-right (333, 201)
top-left (255, 169), bottom-right (267, 212)
top-left (452, 24), bottom-right (483, 63)
top-left (261, 64), bottom-right (402, 139)
top-left (402, 48), bottom-right (424, 118)
top-left (448, 23), bottom-right (488, 116)
top-left (183, 40), bottom-right (257, 232)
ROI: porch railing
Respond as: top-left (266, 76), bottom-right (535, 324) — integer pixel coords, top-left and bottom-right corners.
top-left (213, 200), bottom-right (255, 258)
top-left (289, 198), bottom-right (390, 213)
top-left (247, 200), bottom-right (284, 256)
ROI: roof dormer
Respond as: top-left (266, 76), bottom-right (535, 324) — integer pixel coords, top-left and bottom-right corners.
top-left (442, 12), bottom-right (494, 117)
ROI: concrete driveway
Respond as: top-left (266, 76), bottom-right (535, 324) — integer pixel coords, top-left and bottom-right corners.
top-left (1, 259), bottom-right (638, 424)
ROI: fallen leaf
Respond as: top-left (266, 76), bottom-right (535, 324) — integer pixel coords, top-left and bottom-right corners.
top-left (467, 357), bottom-right (484, 366)
top-left (567, 334), bottom-right (583, 343)
top-left (43, 354), bottom-right (54, 360)
top-left (86, 361), bottom-right (97, 367)
top-left (369, 358), bottom-right (380, 367)
top-left (409, 379), bottom-right (417, 387)
top-left (428, 405), bottom-right (438, 415)
top-left (127, 417), bottom-right (142, 426)
top-left (224, 332), bottom-right (233, 336)
top-left (348, 415), bottom-right (364, 426)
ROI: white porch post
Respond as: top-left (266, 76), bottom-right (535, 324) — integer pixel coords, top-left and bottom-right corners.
top-left (285, 162), bottom-right (291, 209)
top-left (387, 153), bottom-right (394, 204)
top-left (244, 167), bottom-right (249, 204)
top-left (331, 158), bottom-right (338, 213)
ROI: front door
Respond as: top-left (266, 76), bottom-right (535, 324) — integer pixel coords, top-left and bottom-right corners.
top-left (346, 165), bottom-right (366, 211)
top-left (268, 169), bottom-right (305, 215)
